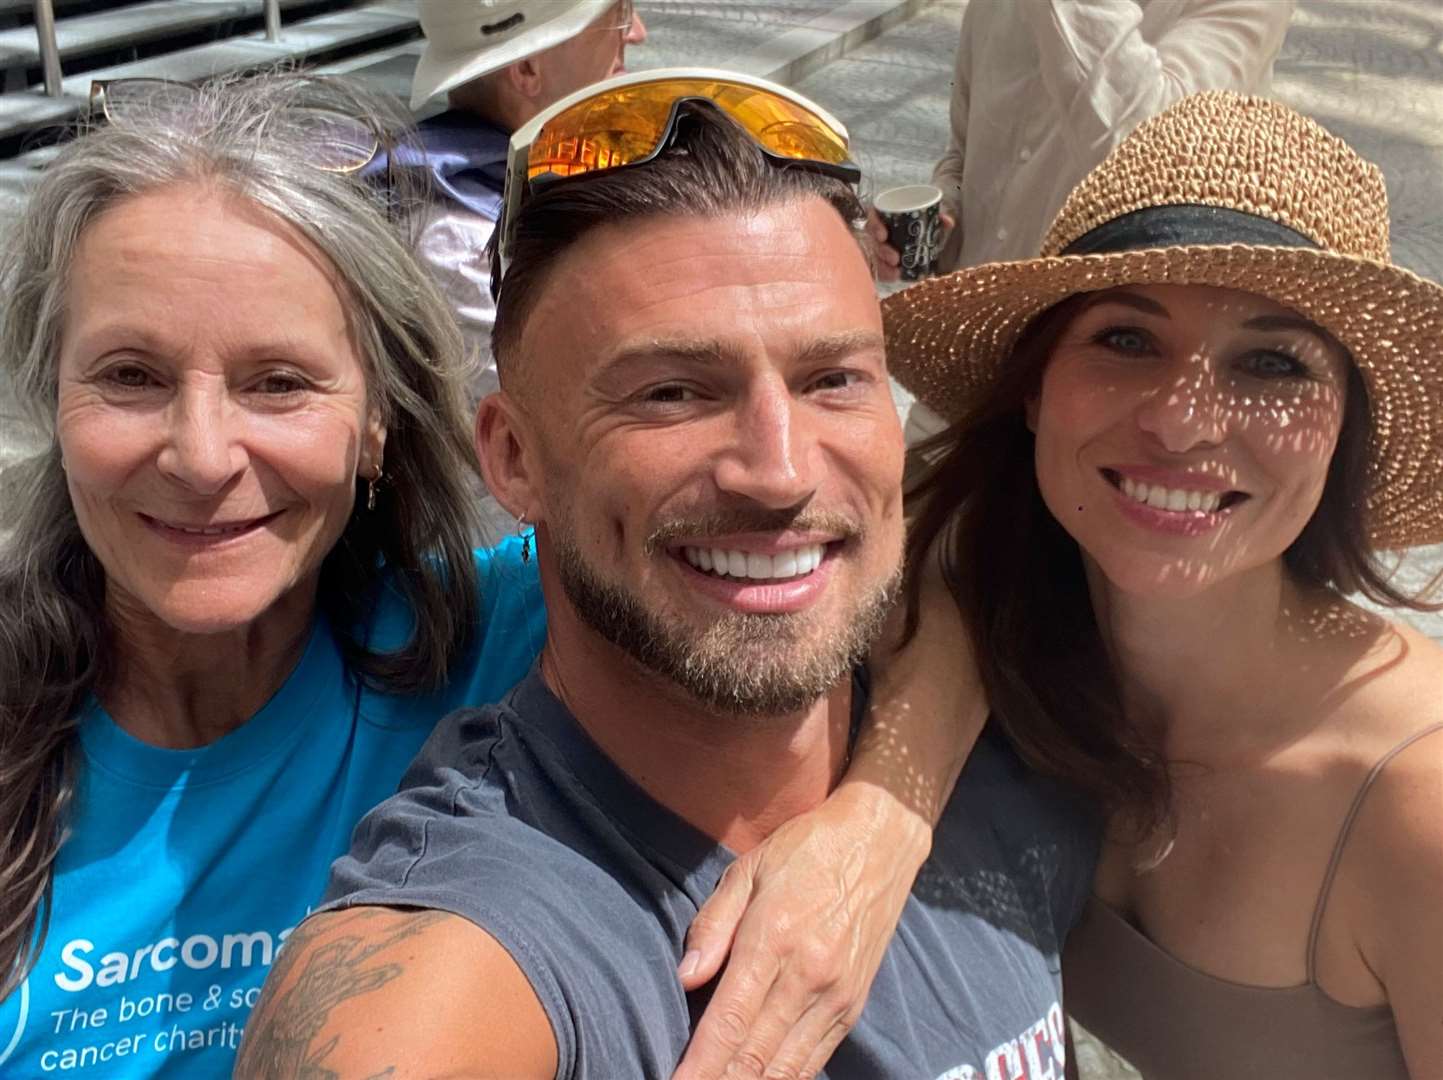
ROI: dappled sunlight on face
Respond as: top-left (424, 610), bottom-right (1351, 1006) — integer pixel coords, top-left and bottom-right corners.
top-left (1031, 284), bottom-right (1351, 597)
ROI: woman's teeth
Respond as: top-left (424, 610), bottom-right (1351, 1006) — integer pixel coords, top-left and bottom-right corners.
top-left (682, 543), bottom-right (826, 581)
top-left (1118, 475), bottom-right (1225, 514)
top-left (161, 520), bottom-right (256, 535)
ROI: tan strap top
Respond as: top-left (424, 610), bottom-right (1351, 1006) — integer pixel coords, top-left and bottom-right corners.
top-left (1064, 722), bottom-right (1442, 1080)
top-left (1306, 720), bottom-right (1443, 983)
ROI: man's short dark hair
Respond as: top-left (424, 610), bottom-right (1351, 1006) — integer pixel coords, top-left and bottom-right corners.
top-left (491, 103), bottom-right (870, 385)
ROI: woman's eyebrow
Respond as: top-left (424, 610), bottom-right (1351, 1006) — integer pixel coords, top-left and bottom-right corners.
top-left (1082, 290), bottom-right (1170, 318)
top-left (1241, 313), bottom-right (1332, 345)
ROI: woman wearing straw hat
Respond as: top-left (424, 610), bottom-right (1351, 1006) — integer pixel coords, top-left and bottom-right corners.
top-left (892, 90), bottom-right (1442, 1077)
top-left (686, 91), bottom-right (1442, 1078)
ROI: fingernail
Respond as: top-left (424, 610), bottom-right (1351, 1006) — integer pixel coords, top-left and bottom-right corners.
top-left (678, 950), bottom-right (700, 979)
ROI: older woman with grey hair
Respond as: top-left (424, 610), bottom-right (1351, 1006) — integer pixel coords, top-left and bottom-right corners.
top-left (0, 73), bottom-right (543, 1078)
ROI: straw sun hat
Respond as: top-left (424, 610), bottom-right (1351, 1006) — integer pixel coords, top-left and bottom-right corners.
top-left (882, 92), bottom-right (1443, 550)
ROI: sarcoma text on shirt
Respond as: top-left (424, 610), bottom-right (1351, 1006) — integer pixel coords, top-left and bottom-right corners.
top-left (51, 923), bottom-right (298, 992)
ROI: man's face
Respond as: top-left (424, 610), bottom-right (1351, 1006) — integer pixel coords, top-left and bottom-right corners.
top-left (518, 197), bottom-right (905, 715)
top-left (538, 0), bottom-right (647, 103)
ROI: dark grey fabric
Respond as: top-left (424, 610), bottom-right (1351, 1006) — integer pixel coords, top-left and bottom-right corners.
top-left (1061, 204), bottom-right (1320, 255)
top-left (323, 668), bottom-right (1100, 1079)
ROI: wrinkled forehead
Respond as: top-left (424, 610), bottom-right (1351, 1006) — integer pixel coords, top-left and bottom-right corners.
top-left (517, 199), bottom-right (879, 391)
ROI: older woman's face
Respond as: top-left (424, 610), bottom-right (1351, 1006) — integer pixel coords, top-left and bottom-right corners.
top-left (55, 183), bottom-right (384, 635)
top-left (1030, 283), bottom-right (1351, 597)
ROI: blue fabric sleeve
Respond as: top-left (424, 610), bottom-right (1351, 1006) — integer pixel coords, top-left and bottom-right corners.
top-left (358, 539), bottom-right (544, 727)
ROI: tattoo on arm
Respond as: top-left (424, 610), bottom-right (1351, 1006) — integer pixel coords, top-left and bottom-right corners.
top-left (234, 908), bottom-right (449, 1079)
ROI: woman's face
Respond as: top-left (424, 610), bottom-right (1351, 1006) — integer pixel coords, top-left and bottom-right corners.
top-left (55, 182), bottom-right (385, 635)
top-left (1030, 283), bottom-right (1351, 597)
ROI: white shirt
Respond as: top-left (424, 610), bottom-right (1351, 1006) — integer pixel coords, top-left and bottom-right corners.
top-left (413, 201), bottom-right (501, 403)
top-left (411, 201), bottom-right (516, 541)
top-left (932, 0), bottom-right (1296, 271)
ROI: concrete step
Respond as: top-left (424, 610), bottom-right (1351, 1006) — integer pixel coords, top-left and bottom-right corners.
top-left (0, 0), bottom-right (416, 142)
top-left (312, 33), bottom-right (418, 98)
top-left (633, 0), bottom-right (933, 82)
top-left (0, 0), bottom-right (314, 69)
top-left (790, 0), bottom-right (958, 199)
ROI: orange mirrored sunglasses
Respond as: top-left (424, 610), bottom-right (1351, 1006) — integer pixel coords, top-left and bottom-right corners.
top-left (494, 74), bottom-right (860, 290)
top-left (526, 76), bottom-right (857, 185)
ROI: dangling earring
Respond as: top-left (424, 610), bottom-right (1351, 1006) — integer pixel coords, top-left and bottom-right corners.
top-left (518, 515), bottom-right (532, 564)
top-left (367, 468), bottom-right (383, 512)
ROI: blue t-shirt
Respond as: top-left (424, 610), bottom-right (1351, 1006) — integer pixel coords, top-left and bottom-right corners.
top-left (0, 541), bottom-right (542, 1079)
top-left (326, 670), bottom-right (1101, 1079)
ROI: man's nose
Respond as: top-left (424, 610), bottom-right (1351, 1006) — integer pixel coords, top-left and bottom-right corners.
top-left (713, 380), bottom-right (816, 509)
top-left (1133, 361), bottom-right (1229, 454)
top-left (154, 384), bottom-right (246, 495)
top-left (626, 10), bottom-right (648, 44)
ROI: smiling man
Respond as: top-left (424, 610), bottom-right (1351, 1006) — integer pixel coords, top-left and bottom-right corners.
top-left (237, 79), bottom-right (1097, 1080)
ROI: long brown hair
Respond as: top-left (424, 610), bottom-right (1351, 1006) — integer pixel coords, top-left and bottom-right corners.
top-left (903, 293), bottom-right (1433, 833)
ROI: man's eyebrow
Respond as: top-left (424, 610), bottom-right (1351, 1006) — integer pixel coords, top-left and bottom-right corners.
top-left (596, 339), bottom-right (749, 375)
top-left (1081, 289), bottom-right (1171, 318)
top-left (595, 330), bottom-right (885, 377)
top-left (794, 330), bottom-right (886, 368)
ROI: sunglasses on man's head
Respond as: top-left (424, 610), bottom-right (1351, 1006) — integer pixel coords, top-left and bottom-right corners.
top-left (490, 68), bottom-right (861, 299)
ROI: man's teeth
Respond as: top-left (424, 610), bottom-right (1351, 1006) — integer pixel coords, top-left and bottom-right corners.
top-left (682, 543), bottom-right (826, 580)
top-left (1118, 476), bottom-right (1224, 514)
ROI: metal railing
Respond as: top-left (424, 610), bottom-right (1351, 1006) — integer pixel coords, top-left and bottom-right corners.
top-left (34, 0), bottom-right (61, 96)
top-left (30, 0), bottom-right (285, 97)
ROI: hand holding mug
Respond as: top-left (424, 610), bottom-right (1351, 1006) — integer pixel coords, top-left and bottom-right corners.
top-left (867, 185), bottom-right (954, 283)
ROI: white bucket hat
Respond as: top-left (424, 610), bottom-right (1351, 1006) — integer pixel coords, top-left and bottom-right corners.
top-left (410, 0), bottom-right (617, 110)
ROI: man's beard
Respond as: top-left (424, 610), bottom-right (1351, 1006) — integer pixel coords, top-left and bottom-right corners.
top-left (551, 511), bottom-right (902, 718)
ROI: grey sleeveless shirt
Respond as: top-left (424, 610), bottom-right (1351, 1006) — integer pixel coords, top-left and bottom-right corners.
top-left (322, 669), bottom-right (1101, 1079)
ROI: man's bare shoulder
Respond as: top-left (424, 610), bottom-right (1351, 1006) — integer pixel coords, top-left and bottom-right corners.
top-left (234, 905), bottom-right (557, 1080)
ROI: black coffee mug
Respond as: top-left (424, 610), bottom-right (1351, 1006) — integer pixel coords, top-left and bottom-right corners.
top-left (874, 184), bottom-right (944, 281)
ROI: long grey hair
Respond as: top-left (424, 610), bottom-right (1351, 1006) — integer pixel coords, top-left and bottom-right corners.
top-left (0, 72), bottom-right (483, 996)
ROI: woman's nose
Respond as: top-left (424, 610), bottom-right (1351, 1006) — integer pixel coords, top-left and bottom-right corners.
top-left (1133, 362), bottom-right (1229, 453)
top-left (154, 385), bottom-right (245, 494)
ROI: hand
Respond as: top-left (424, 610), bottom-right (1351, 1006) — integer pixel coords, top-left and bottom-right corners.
top-left (670, 783), bottom-right (931, 1080)
top-left (866, 207), bottom-right (956, 284)
top-left (866, 208), bottom-right (902, 282)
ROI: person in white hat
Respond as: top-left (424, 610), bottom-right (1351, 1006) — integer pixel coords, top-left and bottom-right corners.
top-left (393, 0), bottom-right (647, 383)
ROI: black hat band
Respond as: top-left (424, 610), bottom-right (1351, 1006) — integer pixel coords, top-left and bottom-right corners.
top-left (1061, 204), bottom-right (1321, 257)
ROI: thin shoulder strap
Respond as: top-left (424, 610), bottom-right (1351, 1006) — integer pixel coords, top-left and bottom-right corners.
top-left (1306, 721), bottom-right (1443, 981)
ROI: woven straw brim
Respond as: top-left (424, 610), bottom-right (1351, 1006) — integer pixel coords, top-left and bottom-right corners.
top-left (883, 244), bottom-right (1443, 550)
